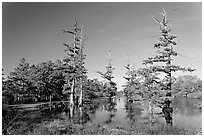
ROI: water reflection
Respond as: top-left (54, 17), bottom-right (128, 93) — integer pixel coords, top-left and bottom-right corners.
top-left (105, 98), bottom-right (117, 124)
top-left (173, 97), bottom-right (201, 116)
top-left (124, 98), bottom-right (143, 126)
top-left (172, 97), bottom-right (202, 128)
top-left (162, 99), bottom-right (173, 126)
top-left (92, 97), bottom-right (118, 124)
top-left (56, 101), bottom-right (101, 124)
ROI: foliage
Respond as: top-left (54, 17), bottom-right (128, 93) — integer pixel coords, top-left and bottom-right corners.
top-left (5, 58), bottom-right (36, 104)
top-left (83, 78), bottom-right (104, 100)
top-left (34, 60), bottom-right (65, 102)
top-left (172, 75), bottom-right (202, 97)
top-left (3, 58), bottom-right (66, 104)
top-left (123, 62), bottom-right (162, 103)
top-left (137, 66), bottom-right (161, 100)
top-left (123, 63), bottom-right (142, 100)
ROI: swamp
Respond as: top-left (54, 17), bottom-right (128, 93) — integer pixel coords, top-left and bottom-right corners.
top-left (2, 2), bottom-right (202, 135)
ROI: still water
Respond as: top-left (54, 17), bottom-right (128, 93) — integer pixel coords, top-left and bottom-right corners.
top-left (89, 97), bottom-right (202, 129)
top-left (3, 96), bottom-right (202, 134)
top-left (172, 97), bottom-right (202, 129)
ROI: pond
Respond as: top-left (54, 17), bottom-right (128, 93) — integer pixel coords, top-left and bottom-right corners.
top-left (3, 96), bottom-right (202, 134)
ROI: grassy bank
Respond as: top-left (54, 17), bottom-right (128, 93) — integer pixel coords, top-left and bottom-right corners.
top-left (6, 117), bottom-right (201, 135)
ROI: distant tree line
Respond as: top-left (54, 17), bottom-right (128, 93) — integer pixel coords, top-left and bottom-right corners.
top-left (2, 58), bottom-right (117, 105)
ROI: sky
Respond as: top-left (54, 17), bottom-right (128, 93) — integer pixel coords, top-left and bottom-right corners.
top-left (2, 2), bottom-right (202, 90)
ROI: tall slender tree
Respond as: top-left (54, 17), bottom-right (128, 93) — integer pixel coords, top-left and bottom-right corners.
top-left (143, 8), bottom-right (195, 125)
top-left (97, 51), bottom-right (117, 98)
top-left (62, 20), bottom-right (87, 108)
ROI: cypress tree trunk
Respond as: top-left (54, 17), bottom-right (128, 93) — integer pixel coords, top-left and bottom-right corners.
top-left (69, 79), bottom-right (75, 119)
top-left (79, 78), bottom-right (83, 107)
top-left (70, 79), bottom-right (75, 108)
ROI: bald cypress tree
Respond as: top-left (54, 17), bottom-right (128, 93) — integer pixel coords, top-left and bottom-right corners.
top-left (62, 20), bottom-right (87, 109)
top-left (97, 51), bottom-right (117, 98)
top-left (143, 8), bottom-right (195, 125)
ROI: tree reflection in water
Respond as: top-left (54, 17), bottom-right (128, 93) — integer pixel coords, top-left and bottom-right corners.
top-left (81, 100), bottom-right (100, 124)
top-left (104, 97), bottom-right (117, 124)
top-left (162, 99), bottom-right (173, 126)
top-left (162, 97), bottom-right (201, 126)
top-left (36, 98), bottom-right (117, 125)
top-left (124, 98), bottom-right (143, 126)
top-left (173, 97), bottom-right (201, 116)
top-left (65, 100), bottom-right (101, 124)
